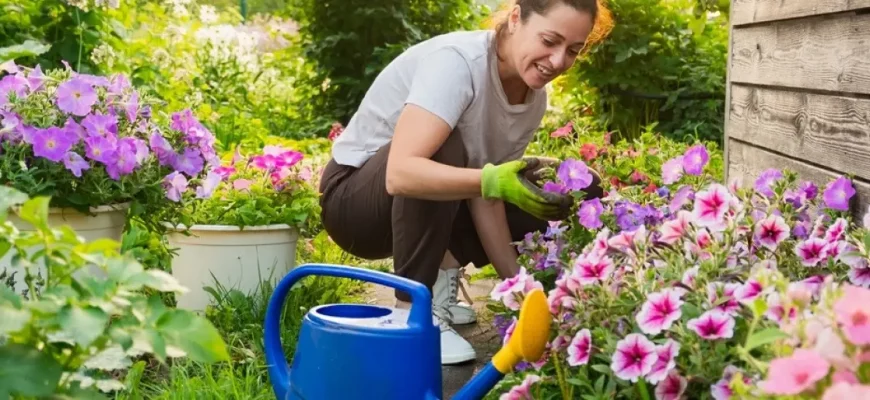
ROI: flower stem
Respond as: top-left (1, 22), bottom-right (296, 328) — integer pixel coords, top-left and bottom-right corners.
top-left (637, 380), bottom-right (651, 400)
top-left (552, 352), bottom-right (571, 400)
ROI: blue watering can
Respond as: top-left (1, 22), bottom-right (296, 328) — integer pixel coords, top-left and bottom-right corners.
top-left (264, 263), bottom-right (552, 400)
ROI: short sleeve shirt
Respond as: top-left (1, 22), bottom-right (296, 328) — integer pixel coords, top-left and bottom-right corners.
top-left (331, 30), bottom-right (548, 169)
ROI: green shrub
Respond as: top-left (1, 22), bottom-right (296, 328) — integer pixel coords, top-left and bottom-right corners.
top-left (0, 0), bottom-right (118, 72)
top-left (557, 0), bottom-right (728, 144)
top-left (284, 0), bottom-right (486, 132)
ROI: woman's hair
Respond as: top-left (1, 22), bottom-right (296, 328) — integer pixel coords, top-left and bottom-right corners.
top-left (490, 0), bottom-right (614, 55)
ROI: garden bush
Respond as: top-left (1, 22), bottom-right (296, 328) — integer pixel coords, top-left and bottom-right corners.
top-left (487, 125), bottom-right (870, 399)
top-left (283, 0), bottom-right (486, 130)
top-left (552, 0), bottom-right (728, 144)
top-left (95, 1), bottom-right (317, 149)
top-left (0, 0), bottom-right (119, 73)
top-left (0, 186), bottom-right (228, 398)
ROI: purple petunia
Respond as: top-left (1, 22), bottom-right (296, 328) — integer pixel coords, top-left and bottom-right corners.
top-left (173, 148), bottom-right (205, 177)
top-left (84, 135), bottom-right (118, 165)
top-left (557, 158), bottom-right (593, 191)
top-left (82, 113), bottom-right (118, 138)
top-left (105, 142), bottom-right (138, 180)
top-left (56, 77), bottom-right (98, 116)
top-left (823, 176), bottom-right (855, 211)
top-left (32, 127), bottom-right (76, 162)
top-left (62, 152), bottom-right (90, 177)
top-left (682, 144), bottom-right (709, 176)
top-left (754, 168), bottom-right (783, 197)
top-left (577, 198), bottom-right (604, 230)
top-left (542, 181), bottom-right (569, 195)
top-left (163, 171), bottom-right (189, 202)
top-left (0, 74), bottom-right (29, 107)
top-left (150, 132), bottom-right (176, 167)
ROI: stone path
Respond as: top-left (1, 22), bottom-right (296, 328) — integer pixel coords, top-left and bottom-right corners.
top-left (363, 264), bottom-right (503, 398)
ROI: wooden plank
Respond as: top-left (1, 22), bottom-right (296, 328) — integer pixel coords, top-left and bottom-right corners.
top-left (727, 84), bottom-right (870, 181)
top-left (730, 13), bottom-right (870, 96)
top-left (731, 0), bottom-right (870, 26)
top-left (727, 139), bottom-right (870, 217)
top-left (723, 16), bottom-right (735, 184)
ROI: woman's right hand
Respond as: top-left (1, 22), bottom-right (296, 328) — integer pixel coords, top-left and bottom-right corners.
top-left (480, 158), bottom-right (573, 221)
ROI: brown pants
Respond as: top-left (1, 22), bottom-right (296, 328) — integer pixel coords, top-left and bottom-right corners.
top-left (318, 133), bottom-right (549, 302)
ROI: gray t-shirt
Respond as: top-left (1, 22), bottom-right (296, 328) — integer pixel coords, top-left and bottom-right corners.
top-left (331, 29), bottom-right (548, 169)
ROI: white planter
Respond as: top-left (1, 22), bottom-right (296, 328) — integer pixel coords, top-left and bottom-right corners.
top-left (1, 203), bottom-right (129, 293)
top-left (164, 223), bottom-right (300, 311)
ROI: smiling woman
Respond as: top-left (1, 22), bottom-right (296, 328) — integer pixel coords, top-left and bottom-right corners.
top-left (317, 0), bottom-right (610, 365)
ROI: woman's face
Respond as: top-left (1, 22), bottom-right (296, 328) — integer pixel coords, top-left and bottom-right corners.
top-left (508, 2), bottom-right (595, 89)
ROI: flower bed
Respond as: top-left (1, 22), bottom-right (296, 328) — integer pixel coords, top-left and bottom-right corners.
top-left (489, 131), bottom-right (870, 399)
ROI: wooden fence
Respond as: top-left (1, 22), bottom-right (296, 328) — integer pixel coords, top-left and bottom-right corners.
top-left (724, 0), bottom-right (870, 217)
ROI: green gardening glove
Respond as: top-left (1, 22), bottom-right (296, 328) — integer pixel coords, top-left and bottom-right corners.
top-left (480, 158), bottom-right (573, 221)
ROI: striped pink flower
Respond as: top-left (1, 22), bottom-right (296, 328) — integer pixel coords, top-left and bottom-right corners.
top-left (567, 329), bottom-right (592, 366)
top-left (688, 310), bottom-right (735, 340)
top-left (611, 333), bottom-right (658, 382)
top-left (636, 289), bottom-right (684, 335)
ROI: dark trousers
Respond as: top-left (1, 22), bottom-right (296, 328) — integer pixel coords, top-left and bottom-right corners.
top-left (318, 133), bottom-right (548, 302)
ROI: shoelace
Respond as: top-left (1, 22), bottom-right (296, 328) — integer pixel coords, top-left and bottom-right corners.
top-left (449, 270), bottom-right (474, 306)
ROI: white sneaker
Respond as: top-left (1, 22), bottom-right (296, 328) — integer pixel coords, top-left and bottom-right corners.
top-left (432, 268), bottom-right (477, 325)
top-left (434, 311), bottom-right (476, 364)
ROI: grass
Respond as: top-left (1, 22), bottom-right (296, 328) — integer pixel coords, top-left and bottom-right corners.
top-left (117, 229), bottom-right (392, 398)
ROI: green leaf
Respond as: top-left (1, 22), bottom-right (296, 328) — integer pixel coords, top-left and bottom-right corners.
top-left (157, 310), bottom-right (230, 363)
top-left (0, 186), bottom-right (28, 221)
top-left (0, 40), bottom-right (51, 63)
top-left (79, 238), bottom-right (120, 255)
top-left (0, 343), bottom-right (63, 398)
top-left (567, 378), bottom-right (587, 386)
top-left (0, 305), bottom-right (30, 334)
top-left (744, 327), bottom-right (789, 352)
top-left (106, 257), bottom-right (144, 284)
top-left (863, 232), bottom-right (870, 252)
top-left (18, 196), bottom-right (51, 232)
top-left (59, 305), bottom-right (109, 348)
top-left (591, 364), bottom-right (611, 374)
top-left (130, 269), bottom-right (188, 293)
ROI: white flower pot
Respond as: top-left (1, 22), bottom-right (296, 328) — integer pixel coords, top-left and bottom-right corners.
top-left (1, 203), bottom-right (129, 293)
top-left (164, 223), bottom-right (299, 311)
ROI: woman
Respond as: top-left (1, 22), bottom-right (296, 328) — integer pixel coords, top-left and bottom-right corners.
top-left (319, 0), bottom-right (604, 364)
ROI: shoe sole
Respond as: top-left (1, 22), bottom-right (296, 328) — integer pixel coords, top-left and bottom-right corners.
top-left (441, 350), bottom-right (477, 365)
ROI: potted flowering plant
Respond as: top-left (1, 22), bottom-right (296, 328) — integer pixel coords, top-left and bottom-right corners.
top-left (487, 140), bottom-right (870, 400)
top-left (162, 144), bottom-right (320, 311)
top-left (0, 64), bottom-right (217, 289)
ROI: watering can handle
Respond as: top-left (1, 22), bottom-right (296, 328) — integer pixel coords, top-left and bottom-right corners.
top-left (263, 263), bottom-right (434, 400)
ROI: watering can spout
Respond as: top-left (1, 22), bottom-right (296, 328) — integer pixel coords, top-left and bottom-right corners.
top-left (452, 288), bottom-right (552, 400)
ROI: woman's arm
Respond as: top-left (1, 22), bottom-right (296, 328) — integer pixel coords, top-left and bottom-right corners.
top-left (385, 104), bottom-right (483, 201)
top-left (467, 197), bottom-right (521, 278)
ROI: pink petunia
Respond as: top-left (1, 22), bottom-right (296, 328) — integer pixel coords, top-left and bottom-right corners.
top-left (754, 215), bottom-right (790, 251)
top-left (669, 185), bottom-right (694, 214)
top-left (681, 266), bottom-right (699, 289)
top-left (551, 334), bottom-right (571, 352)
top-left (833, 285), bottom-right (870, 345)
top-left (687, 310), bottom-right (735, 340)
top-left (661, 156), bottom-right (684, 184)
top-left (607, 226), bottom-right (647, 256)
top-left (849, 266), bottom-right (870, 288)
top-left (824, 218), bottom-right (849, 243)
top-left (647, 339), bottom-right (680, 384)
top-left (658, 210), bottom-right (692, 245)
top-left (567, 328), bottom-right (592, 366)
top-left (550, 121), bottom-right (573, 138)
top-left (735, 279), bottom-right (763, 304)
top-left (610, 333), bottom-right (658, 382)
top-left (654, 370), bottom-right (688, 400)
top-left (707, 282), bottom-right (741, 315)
top-left (759, 349), bottom-right (830, 395)
top-left (711, 365), bottom-right (747, 400)
top-left (692, 184), bottom-right (731, 228)
top-left (636, 289), bottom-right (684, 335)
top-left (822, 382), bottom-right (870, 400)
top-left (682, 144), bottom-right (709, 175)
top-left (499, 374), bottom-right (541, 400)
top-left (571, 253), bottom-right (615, 286)
top-left (795, 238), bottom-right (828, 267)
